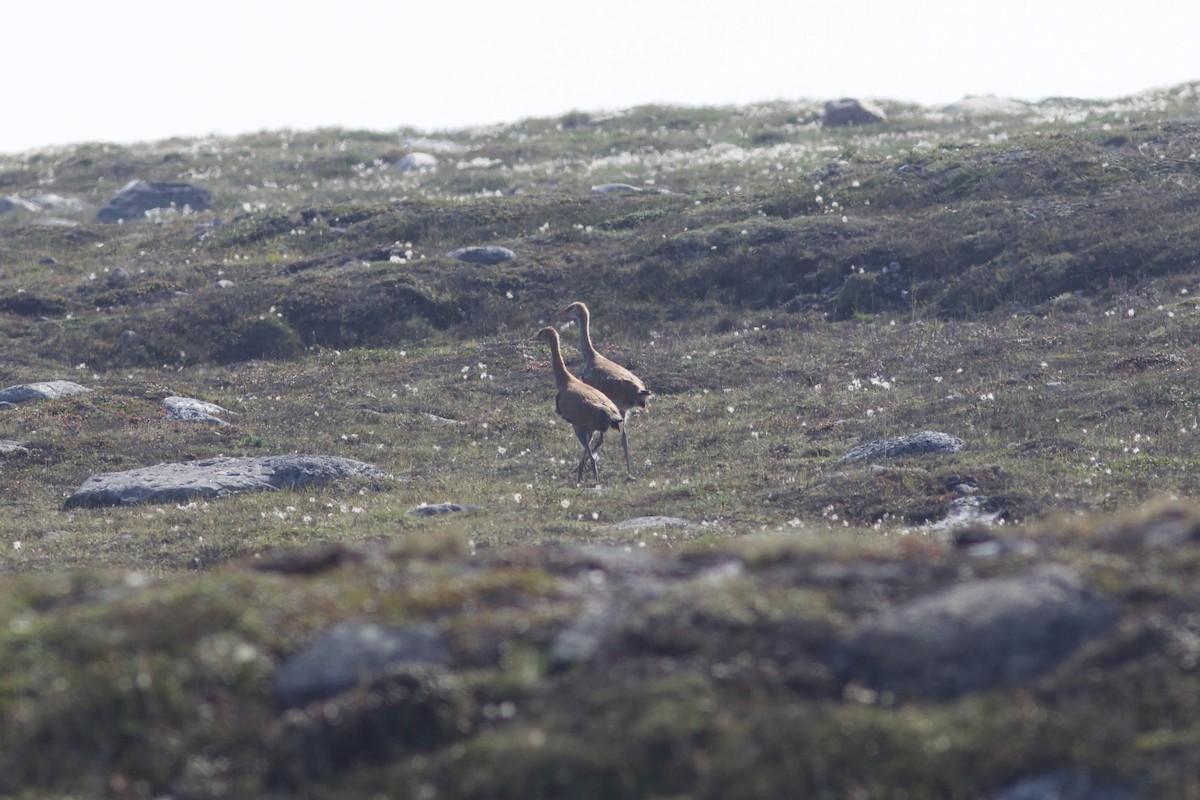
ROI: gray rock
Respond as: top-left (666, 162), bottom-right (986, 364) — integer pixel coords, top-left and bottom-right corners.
top-left (95, 179), bottom-right (211, 223)
top-left (831, 566), bottom-right (1118, 700)
top-left (0, 196), bottom-right (42, 213)
top-left (822, 98), bottom-right (888, 127)
top-left (945, 96), bottom-right (1030, 117)
top-left (607, 515), bottom-right (697, 531)
top-left (0, 380), bottom-right (91, 405)
top-left (63, 454), bottom-right (387, 509)
top-left (549, 576), bottom-right (668, 669)
top-left (445, 246), bottom-right (515, 265)
top-left (395, 152), bottom-right (438, 172)
top-left (192, 217), bottom-right (223, 236)
top-left (162, 395), bottom-right (230, 426)
top-left (274, 622), bottom-right (449, 707)
top-left (26, 217), bottom-right (77, 228)
top-left (0, 440), bottom-right (29, 454)
top-left (993, 768), bottom-right (1141, 800)
top-left (550, 596), bottom-right (626, 668)
top-left (28, 193), bottom-right (87, 213)
top-left (104, 267), bottom-right (130, 287)
top-left (591, 183), bottom-right (641, 195)
top-left (839, 430), bottom-right (964, 463)
top-left (406, 502), bottom-right (476, 517)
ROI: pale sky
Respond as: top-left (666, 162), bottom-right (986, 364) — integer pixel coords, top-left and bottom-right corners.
top-left (4, 0), bottom-right (1198, 155)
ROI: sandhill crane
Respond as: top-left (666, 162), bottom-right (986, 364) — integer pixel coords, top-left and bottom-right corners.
top-left (533, 326), bottom-right (623, 482)
top-left (559, 301), bottom-right (651, 475)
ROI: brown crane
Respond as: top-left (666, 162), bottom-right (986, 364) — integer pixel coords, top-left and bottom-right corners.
top-left (533, 326), bottom-right (623, 481)
top-left (559, 301), bottom-right (651, 475)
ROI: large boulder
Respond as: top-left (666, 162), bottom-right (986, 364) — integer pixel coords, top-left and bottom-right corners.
top-left (63, 454), bottom-right (387, 508)
top-left (822, 98), bottom-right (888, 127)
top-left (95, 180), bottom-right (211, 223)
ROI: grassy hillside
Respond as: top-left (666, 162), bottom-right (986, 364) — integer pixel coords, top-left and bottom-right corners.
top-left (2, 85), bottom-right (1200, 798)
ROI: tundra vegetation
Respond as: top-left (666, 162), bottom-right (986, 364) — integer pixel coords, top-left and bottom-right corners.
top-left (2, 86), bottom-right (1200, 798)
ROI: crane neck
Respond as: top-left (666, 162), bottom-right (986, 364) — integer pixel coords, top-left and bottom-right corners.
top-left (575, 307), bottom-right (598, 364)
top-left (546, 332), bottom-right (572, 388)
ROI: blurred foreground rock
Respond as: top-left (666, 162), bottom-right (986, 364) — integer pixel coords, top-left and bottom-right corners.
top-left (274, 622), bottom-right (449, 708)
top-left (831, 565), bottom-right (1119, 700)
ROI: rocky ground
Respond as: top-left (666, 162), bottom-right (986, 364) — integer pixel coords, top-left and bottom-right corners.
top-left (3, 87), bottom-right (1200, 797)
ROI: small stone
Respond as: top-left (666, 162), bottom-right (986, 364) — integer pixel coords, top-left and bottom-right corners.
top-left (162, 395), bottom-right (230, 426)
top-left (822, 98), bottom-right (888, 127)
top-left (591, 183), bottom-right (641, 195)
top-left (0, 196), bottom-right (41, 213)
top-left (95, 180), bottom-right (211, 223)
top-left (839, 430), bottom-right (964, 463)
top-left (395, 152), bottom-right (438, 172)
top-left (406, 502), bottom-right (475, 517)
top-left (607, 516), bottom-right (697, 531)
top-left (944, 96), bottom-right (1030, 117)
top-left (445, 246), bottom-right (515, 265)
top-left (28, 193), bottom-right (86, 212)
